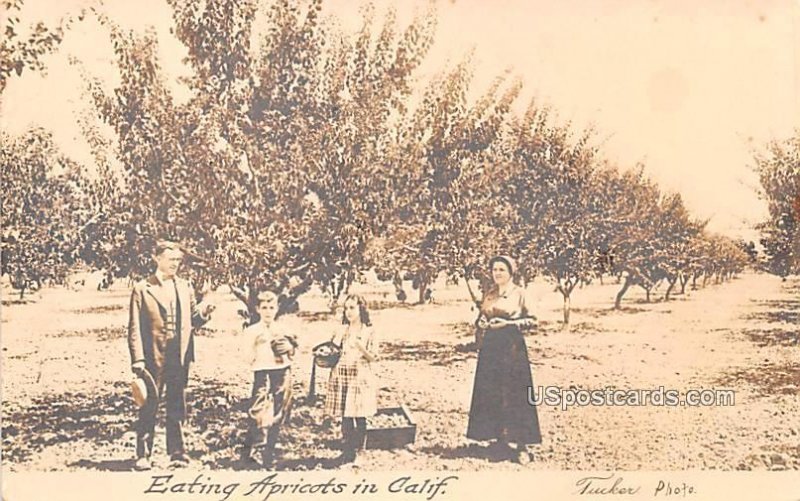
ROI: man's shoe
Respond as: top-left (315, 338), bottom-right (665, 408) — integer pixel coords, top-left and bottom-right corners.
top-left (134, 457), bottom-right (152, 471)
top-left (241, 454), bottom-right (261, 469)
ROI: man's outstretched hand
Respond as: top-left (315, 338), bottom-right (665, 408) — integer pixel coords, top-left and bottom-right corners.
top-left (199, 301), bottom-right (216, 319)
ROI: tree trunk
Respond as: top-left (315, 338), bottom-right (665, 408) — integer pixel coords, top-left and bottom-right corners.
top-left (464, 274), bottom-right (481, 307)
top-left (343, 270), bottom-right (354, 296)
top-left (417, 274), bottom-right (429, 305)
top-left (557, 279), bottom-right (574, 324)
top-left (329, 270), bottom-right (354, 311)
top-left (392, 271), bottom-right (407, 302)
top-left (417, 272), bottom-right (432, 304)
top-left (665, 278), bottom-right (677, 301)
top-left (339, 270), bottom-right (356, 298)
top-left (327, 279), bottom-right (339, 312)
top-left (277, 274), bottom-right (313, 319)
top-left (680, 274), bottom-right (688, 294)
top-left (229, 283), bottom-right (261, 325)
top-left (19, 285), bottom-right (26, 300)
top-left (645, 287), bottom-right (651, 302)
top-left (702, 273), bottom-right (709, 287)
top-left (614, 276), bottom-right (631, 309)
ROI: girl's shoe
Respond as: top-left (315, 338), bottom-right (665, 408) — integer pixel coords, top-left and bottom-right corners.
top-left (261, 450), bottom-right (276, 468)
top-left (515, 448), bottom-right (533, 465)
top-left (350, 453), bottom-right (364, 468)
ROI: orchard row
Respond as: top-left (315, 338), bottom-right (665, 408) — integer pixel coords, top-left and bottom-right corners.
top-left (2, 0), bottom-right (796, 322)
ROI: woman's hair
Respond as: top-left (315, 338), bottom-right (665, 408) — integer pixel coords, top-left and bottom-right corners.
top-left (488, 255), bottom-right (518, 286)
top-left (341, 294), bottom-right (372, 326)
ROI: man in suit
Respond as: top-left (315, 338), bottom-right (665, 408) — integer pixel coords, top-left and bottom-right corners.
top-left (128, 240), bottom-right (215, 470)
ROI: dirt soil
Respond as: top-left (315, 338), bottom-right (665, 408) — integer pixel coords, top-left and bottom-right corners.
top-left (2, 272), bottom-right (798, 472)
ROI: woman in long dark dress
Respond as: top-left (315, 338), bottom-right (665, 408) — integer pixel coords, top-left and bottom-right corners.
top-left (467, 255), bottom-right (541, 464)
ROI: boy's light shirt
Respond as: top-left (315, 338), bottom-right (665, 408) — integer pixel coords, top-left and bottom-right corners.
top-left (242, 321), bottom-right (292, 371)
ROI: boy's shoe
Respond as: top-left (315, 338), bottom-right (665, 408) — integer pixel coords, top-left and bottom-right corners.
top-left (134, 456), bottom-right (152, 471)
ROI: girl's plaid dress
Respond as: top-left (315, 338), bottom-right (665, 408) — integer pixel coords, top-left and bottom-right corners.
top-left (325, 326), bottom-right (379, 418)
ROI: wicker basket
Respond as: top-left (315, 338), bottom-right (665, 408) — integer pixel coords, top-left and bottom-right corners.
top-left (308, 341), bottom-right (342, 399)
top-left (312, 341), bottom-right (341, 368)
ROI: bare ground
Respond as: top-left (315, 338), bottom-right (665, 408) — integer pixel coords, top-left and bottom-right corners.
top-left (2, 272), bottom-right (798, 472)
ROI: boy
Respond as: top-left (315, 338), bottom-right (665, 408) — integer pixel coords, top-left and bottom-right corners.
top-left (240, 290), bottom-right (297, 467)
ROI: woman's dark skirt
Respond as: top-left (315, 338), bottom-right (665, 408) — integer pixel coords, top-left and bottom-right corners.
top-left (466, 324), bottom-right (542, 444)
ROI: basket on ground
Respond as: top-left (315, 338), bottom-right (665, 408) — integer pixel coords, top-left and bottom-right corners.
top-left (364, 405), bottom-right (417, 450)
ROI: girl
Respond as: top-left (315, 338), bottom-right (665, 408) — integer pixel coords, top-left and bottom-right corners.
top-left (324, 294), bottom-right (380, 462)
top-left (240, 290), bottom-right (297, 467)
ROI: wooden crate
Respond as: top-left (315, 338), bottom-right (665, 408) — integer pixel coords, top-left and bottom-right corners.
top-left (364, 405), bottom-right (417, 450)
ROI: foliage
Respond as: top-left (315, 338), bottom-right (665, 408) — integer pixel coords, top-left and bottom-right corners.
top-left (0, 129), bottom-right (91, 297)
top-left (0, 0), bottom-right (757, 324)
top-left (755, 132), bottom-right (800, 278)
top-left (0, 0), bottom-right (88, 92)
